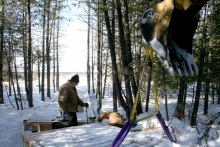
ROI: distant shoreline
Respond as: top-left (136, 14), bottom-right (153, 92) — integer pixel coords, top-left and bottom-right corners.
top-left (15, 72), bottom-right (97, 77)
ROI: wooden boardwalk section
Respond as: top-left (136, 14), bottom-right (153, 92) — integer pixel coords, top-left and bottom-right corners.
top-left (20, 92), bottom-right (162, 147)
top-left (21, 95), bottom-right (94, 147)
top-left (21, 121), bottom-right (161, 147)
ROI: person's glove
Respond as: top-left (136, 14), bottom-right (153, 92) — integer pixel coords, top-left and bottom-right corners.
top-left (61, 110), bottom-right (67, 119)
top-left (83, 103), bottom-right (89, 108)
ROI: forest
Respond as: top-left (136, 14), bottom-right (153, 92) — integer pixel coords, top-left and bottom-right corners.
top-left (0, 0), bottom-right (220, 138)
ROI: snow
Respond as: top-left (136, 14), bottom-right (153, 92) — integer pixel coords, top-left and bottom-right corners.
top-left (0, 75), bottom-right (219, 147)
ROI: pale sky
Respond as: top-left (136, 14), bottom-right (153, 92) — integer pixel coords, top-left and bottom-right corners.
top-left (59, 5), bottom-right (88, 72)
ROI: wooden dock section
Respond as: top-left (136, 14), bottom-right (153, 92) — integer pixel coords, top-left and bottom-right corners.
top-left (21, 95), bottom-right (94, 147)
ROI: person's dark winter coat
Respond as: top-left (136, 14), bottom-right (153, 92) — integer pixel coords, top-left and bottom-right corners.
top-left (58, 80), bottom-right (84, 112)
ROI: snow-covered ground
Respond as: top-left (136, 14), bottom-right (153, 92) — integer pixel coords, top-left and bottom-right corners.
top-left (0, 75), bottom-right (219, 147)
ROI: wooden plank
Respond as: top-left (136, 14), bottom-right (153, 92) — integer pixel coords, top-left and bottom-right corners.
top-left (31, 124), bottom-right (38, 132)
top-left (39, 123), bottom-right (53, 131)
top-left (24, 120), bottom-right (58, 132)
top-left (25, 120), bottom-right (60, 124)
top-left (23, 119), bottom-right (90, 133)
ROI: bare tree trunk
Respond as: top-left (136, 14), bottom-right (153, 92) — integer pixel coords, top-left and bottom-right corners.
top-left (204, 79), bottom-right (210, 115)
top-left (97, 0), bottom-right (102, 112)
top-left (11, 74), bottom-right (19, 110)
top-left (111, 0), bottom-right (117, 112)
top-left (46, 0), bottom-right (51, 98)
top-left (37, 50), bottom-right (41, 93)
top-left (175, 78), bottom-right (185, 120)
top-left (5, 43), bottom-right (19, 110)
top-left (91, 26), bottom-right (95, 93)
top-left (52, 18), bottom-right (56, 93)
top-left (116, 0), bottom-right (133, 112)
top-left (9, 34), bottom-right (23, 108)
top-left (27, 0), bottom-right (33, 107)
top-left (14, 56), bottom-right (23, 110)
top-left (183, 82), bottom-right (187, 117)
top-left (162, 68), bottom-right (169, 121)
top-left (136, 28), bottom-right (142, 113)
top-left (87, 0), bottom-right (91, 94)
top-left (100, 21), bottom-right (103, 99)
top-left (22, 10), bottom-right (28, 98)
top-left (102, 51), bottom-right (108, 98)
top-left (191, 4), bottom-right (208, 126)
top-left (123, 0), bottom-right (142, 115)
top-left (56, 0), bottom-right (60, 91)
top-left (102, 0), bottom-right (130, 119)
top-left (204, 20), bottom-right (212, 113)
top-left (52, 4), bottom-right (57, 94)
top-left (145, 60), bottom-right (152, 112)
top-left (211, 81), bottom-right (215, 104)
top-left (188, 82), bottom-right (196, 122)
top-left (8, 77), bottom-right (11, 96)
top-left (113, 83), bottom-right (117, 112)
top-left (41, 1), bottom-right (46, 101)
top-left (217, 83), bottom-right (220, 104)
top-left (0, 0), bottom-right (4, 104)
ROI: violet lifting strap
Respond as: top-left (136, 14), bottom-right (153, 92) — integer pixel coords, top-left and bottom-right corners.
top-left (110, 121), bottom-right (134, 147)
top-left (110, 45), bottom-right (175, 147)
top-left (110, 47), bottom-right (148, 147)
top-left (156, 110), bottom-right (175, 142)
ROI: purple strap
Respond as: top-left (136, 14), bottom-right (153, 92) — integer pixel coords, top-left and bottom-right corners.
top-left (111, 111), bottom-right (175, 146)
top-left (156, 111), bottom-right (175, 142)
top-left (111, 121), bottom-right (134, 147)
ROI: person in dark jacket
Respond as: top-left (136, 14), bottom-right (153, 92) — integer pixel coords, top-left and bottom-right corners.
top-left (58, 74), bottom-right (89, 126)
